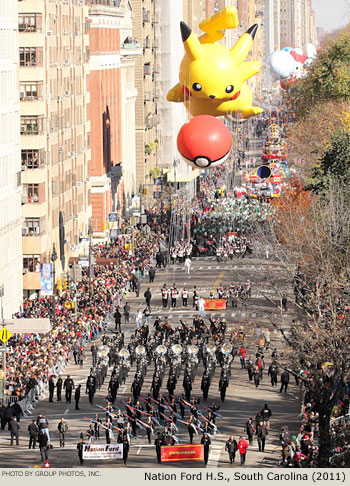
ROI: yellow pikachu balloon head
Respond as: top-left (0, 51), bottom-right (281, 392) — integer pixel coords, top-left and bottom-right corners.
top-left (167, 8), bottom-right (263, 119)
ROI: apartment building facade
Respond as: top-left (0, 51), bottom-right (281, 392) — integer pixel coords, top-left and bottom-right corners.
top-left (19, 0), bottom-right (92, 297)
top-left (0, 1), bottom-right (23, 317)
top-left (280, 0), bottom-right (317, 49)
top-left (131, 0), bottom-right (159, 194)
top-left (88, 0), bottom-right (139, 235)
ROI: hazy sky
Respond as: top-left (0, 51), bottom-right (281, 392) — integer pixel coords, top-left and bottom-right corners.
top-left (313, 0), bottom-right (350, 31)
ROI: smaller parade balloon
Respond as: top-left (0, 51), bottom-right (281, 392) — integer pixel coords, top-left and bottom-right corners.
top-left (177, 115), bottom-right (232, 169)
top-left (257, 165), bottom-right (271, 179)
top-left (268, 50), bottom-right (296, 81)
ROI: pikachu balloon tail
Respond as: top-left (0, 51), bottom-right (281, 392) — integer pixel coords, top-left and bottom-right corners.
top-left (167, 7), bottom-right (263, 119)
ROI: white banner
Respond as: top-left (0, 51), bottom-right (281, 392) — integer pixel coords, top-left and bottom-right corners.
top-left (82, 443), bottom-right (123, 460)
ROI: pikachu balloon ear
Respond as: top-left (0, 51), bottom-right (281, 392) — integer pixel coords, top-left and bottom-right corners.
top-left (180, 21), bottom-right (204, 61)
top-left (230, 24), bottom-right (258, 66)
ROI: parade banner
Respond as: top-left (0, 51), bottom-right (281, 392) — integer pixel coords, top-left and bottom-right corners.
top-left (161, 444), bottom-right (204, 462)
top-left (40, 263), bottom-right (53, 296)
top-left (82, 443), bottom-right (123, 460)
top-left (204, 299), bottom-right (227, 310)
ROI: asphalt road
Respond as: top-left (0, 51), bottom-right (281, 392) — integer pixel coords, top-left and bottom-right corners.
top-left (0, 254), bottom-right (301, 468)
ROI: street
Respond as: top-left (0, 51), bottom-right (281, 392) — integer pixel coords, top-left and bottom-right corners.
top-left (0, 254), bottom-right (300, 468)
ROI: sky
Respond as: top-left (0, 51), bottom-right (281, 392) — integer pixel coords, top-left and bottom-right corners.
top-left (313, 0), bottom-right (350, 31)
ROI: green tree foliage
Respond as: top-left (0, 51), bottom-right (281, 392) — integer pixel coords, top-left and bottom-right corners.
top-left (288, 28), bottom-right (350, 118)
top-left (307, 130), bottom-right (350, 193)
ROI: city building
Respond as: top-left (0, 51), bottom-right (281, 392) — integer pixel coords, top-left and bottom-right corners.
top-left (0, 1), bottom-right (23, 317)
top-left (88, 0), bottom-right (140, 236)
top-left (130, 0), bottom-right (159, 196)
top-left (280, 0), bottom-right (293, 47)
top-left (274, 0), bottom-right (281, 51)
top-left (280, 0), bottom-right (317, 49)
top-left (19, 0), bottom-right (92, 298)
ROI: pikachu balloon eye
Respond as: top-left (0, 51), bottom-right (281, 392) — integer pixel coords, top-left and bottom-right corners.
top-left (167, 6), bottom-right (263, 119)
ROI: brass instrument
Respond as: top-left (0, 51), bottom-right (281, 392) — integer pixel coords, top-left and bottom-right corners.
top-left (119, 348), bottom-right (130, 359)
top-left (171, 344), bottom-right (182, 356)
top-left (221, 343), bottom-right (232, 355)
top-left (135, 345), bottom-right (146, 356)
top-left (156, 344), bottom-right (167, 356)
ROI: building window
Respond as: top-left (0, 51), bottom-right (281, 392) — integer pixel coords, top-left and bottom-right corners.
top-left (143, 8), bottom-right (150, 23)
top-left (19, 47), bottom-right (43, 67)
top-left (23, 255), bottom-right (41, 273)
top-left (20, 116), bottom-right (44, 135)
top-left (21, 150), bottom-right (45, 169)
top-left (20, 82), bottom-right (43, 101)
top-left (18, 14), bottom-right (42, 33)
top-left (22, 184), bottom-right (39, 204)
top-left (16, 172), bottom-right (21, 188)
top-left (22, 218), bottom-right (40, 236)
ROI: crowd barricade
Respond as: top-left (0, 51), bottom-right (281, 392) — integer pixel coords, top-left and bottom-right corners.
top-left (12, 275), bottom-right (122, 414)
top-left (330, 411), bottom-right (350, 427)
top-left (8, 396), bottom-right (18, 405)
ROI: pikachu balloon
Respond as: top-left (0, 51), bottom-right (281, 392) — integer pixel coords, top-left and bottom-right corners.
top-left (167, 7), bottom-right (263, 119)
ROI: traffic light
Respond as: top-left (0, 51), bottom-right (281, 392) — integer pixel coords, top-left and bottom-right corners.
top-left (64, 278), bottom-right (68, 290)
top-left (57, 279), bottom-right (62, 291)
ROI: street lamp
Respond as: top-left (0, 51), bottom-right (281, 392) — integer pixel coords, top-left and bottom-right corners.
top-left (51, 244), bottom-right (57, 325)
top-left (88, 223), bottom-right (93, 301)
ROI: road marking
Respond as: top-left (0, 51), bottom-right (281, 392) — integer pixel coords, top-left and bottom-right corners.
top-left (211, 270), bottom-right (225, 294)
top-left (137, 447), bottom-right (141, 455)
top-left (64, 409), bottom-right (69, 415)
top-left (207, 445), bottom-right (222, 467)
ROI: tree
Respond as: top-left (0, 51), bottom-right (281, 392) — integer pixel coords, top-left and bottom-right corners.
top-left (286, 101), bottom-right (350, 177)
top-left (257, 179), bottom-right (350, 466)
top-left (308, 130), bottom-right (350, 193)
top-left (287, 27), bottom-right (350, 118)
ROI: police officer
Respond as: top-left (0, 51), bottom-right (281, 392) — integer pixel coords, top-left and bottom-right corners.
top-left (57, 417), bottom-right (68, 448)
top-left (86, 374), bottom-right (97, 405)
top-left (56, 376), bottom-right (62, 402)
top-left (64, 375), bottom-right (74, 404)
top-left (74, 384), bottom-right (81, 410)
top-left (48, 376), bottom-right (55, 403)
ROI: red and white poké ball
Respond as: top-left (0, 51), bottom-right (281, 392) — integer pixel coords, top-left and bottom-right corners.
top-left (177, 115), bottom-right (233, 169)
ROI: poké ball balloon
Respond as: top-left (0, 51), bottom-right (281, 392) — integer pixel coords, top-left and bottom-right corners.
top-left (177, 115), bottom-right (232, 169)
